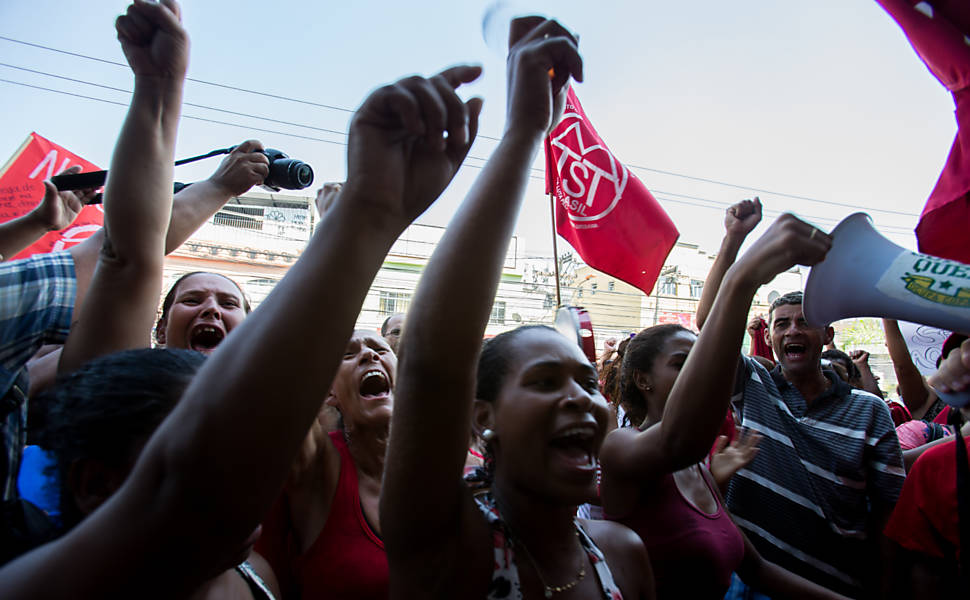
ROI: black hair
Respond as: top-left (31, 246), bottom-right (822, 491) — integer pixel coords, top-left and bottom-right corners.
top-left (619, 324), bottom-right (691, 428)
top-left (768, 291), bottom-right (803, 322)
top-left (475, 325), bottom-right (557, 404)
top-left (33, 348), bottom-right (205, 529)
top-left (381, 313), bottom-right (404, 337)
top-left (472, 325), bottom-right (559, 483)
top-left (939, 333), bottom-right (969, 368)
top-left (821, 349), bottom-right (861, 380)
top-left (155, 271), bottom-right (251, 343)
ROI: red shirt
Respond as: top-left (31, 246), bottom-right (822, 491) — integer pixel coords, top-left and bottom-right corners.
top-left (255, 431), bottom-right (387, 599)
top-left (609, 465), bottom-right (745, 598)
top-left (885, 435), bottom-right (970, 562)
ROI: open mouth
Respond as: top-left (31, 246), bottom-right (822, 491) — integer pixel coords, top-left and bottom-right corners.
top-left (783, 343), bottom-right (807, 361)
top-left (548, 425), bottom-right (596, 470)
top-left (189, 325), bottom-right (225, 353)
top-left (359, 369), bottom-right (390, 398)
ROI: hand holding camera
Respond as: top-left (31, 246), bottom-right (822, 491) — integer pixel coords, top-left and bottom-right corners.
top-left (50, 143), bottom-right (314, 202)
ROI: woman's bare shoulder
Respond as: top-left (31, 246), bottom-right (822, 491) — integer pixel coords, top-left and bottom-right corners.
top-left (582, 518), bottom-right (654, 600)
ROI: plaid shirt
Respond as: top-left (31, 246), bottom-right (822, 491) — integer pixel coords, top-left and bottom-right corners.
top-left (0, 251), bottom-right (75, 500)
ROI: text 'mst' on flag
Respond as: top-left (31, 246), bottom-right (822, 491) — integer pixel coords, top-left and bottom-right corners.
top-left (544, 87), bottom-right (678, 296)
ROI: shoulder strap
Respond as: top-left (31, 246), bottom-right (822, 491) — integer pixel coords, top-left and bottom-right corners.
top-left (576, 521), bottom-right (624, 600)
top-left (235, 561), bottom-right (277, 600)
top-left (955, 424), bottom-right (970, 584)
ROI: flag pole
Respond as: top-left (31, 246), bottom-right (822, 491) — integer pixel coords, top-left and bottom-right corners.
top-left (549, 192), bottom-right (562, 307)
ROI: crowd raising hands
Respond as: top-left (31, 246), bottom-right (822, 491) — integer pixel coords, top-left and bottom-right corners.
top-left (0, 1), bottom-right (966, 599)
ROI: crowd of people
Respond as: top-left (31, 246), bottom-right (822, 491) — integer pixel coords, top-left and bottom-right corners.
top-left (0, 1), bottom-right (968, 598)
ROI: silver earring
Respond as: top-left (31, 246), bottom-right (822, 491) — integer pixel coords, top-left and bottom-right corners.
top-left (482, 428), bottom-right (496, 442)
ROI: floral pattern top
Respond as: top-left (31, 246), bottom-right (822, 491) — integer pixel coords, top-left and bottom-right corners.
top-left (473, 492), bottom-right (623, 600)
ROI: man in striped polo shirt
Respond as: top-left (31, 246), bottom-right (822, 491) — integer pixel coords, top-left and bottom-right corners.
top-left (725, 291), bottom-right (905, 598)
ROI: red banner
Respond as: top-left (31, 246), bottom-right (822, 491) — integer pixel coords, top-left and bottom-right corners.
top-left (658, 311), bottom-right (697, 331)
top-left (876, 1), bottom-right (970, 263)
top-left (0, 132), bottom-right (103, 260)
top-left (545, 88), bottom-right (679, 296)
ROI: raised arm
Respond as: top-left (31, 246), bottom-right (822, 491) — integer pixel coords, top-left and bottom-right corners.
top-left (882, 319), bottom-right (936, 420)
top-left (849, 349), bottom-right (885, 399)
top-left (382, 18), bottom-right (581, 545)
top-left (58, 0), bottom-right (188, 374)
top-left (695, 198), bottom-right (761, 330)
top-left (0, 57), bottom-right (480, 597)
top-left (65, 140), bottom-right (267, 336)
top-left (602, 215), bottom-right (832, 482)
top-left (928, 338), bottom-right (970, 395)
top-left (164, 140), bottom-right (269, 247)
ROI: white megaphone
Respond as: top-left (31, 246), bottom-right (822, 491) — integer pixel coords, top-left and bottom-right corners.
top-left (804, 213), bottom-right (970, 407)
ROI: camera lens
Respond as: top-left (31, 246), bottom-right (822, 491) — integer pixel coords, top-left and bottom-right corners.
top-left (292, 162), bottom-right (314, 189)
top-left (265, 158), bottom-right (314, 190)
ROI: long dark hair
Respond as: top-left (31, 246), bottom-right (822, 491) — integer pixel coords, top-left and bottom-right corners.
top-left (619, 324), bottom-right (691, 427)
top-left (600, 336), bottom-right (631, 404)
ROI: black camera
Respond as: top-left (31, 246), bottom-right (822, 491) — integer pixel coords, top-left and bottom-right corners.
top-left (260, 148), bottom-right (314, 192)
top-left (50, 145), bottom-right (315, 203)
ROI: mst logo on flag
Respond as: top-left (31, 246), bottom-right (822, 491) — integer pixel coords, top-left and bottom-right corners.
top-left (545, 88), bottom-right (678, 296)
top-left (549, 107), bottom-right (628, 225)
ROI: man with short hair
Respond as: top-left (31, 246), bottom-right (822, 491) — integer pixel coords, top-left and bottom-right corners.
top-left (381, 313), bottom-right (404, 354)
top-left (724, 292), bottom-right (904, 596)
top-left (698, 201), bottom-right (904, 599)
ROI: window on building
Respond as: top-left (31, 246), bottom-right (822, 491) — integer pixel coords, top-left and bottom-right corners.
top-left (590, 282), bottom-right (598, 295)
top-left (660, 277), bottom-right (677, 296)
top-left (379, 291), bottom-right (410, 316)
top-left (690, 279), bottom-right (703, 298)
top-left (244, 278), bottom-right (279, 306)
top-left (213, 205), bottom-right (263, 230)
top-left (490, 301), bottom-right (506, 325)
top-left (608, 281), bottom-right (615, 291)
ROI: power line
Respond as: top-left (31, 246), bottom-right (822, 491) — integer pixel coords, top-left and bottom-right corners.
top-left (0, 62), bottom-right (351, 137)
top-left (0, 78), bottom-right (517, 160)
top-left (0, 35), bottom-right (358, 114)
top-left (0, 69), bottom-right (922, 239)
top-left (0, 78), bottom-right (351, 146)
top-left (628, 162), bottom-right (919, 218)
top-left (0, 36), bottom-right (923, 216)
top-left (0, 35), bottom-right (507, 143)
top-left (0, 74), bottom-right (516, 165)
top-left (651, 189), bottom-right (916, 234)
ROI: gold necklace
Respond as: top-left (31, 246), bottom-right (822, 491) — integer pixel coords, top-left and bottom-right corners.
top-left (511, 527), bottom-right (587, 598)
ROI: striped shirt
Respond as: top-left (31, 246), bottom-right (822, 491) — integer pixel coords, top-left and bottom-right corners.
top-left (0, 251), bottom-right (76, 500)
top-left (725, 356), bottom-right (905, 596)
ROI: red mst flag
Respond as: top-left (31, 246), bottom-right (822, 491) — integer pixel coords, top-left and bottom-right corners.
top-left (544, 87), bottom-right (678, 296)
top-left (0, 132), bottom-right (103, 260)
top-left (877, 1), bottom-right (970, 263)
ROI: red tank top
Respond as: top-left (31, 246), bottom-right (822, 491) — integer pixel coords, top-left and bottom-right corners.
top-left (256, 431), bottom-right (387, 599)
top-left (609, 465), bottom-right (744, 599)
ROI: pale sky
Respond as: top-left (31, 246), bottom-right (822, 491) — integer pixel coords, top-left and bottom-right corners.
top-left (0, 0), bottom-right (957, 260)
